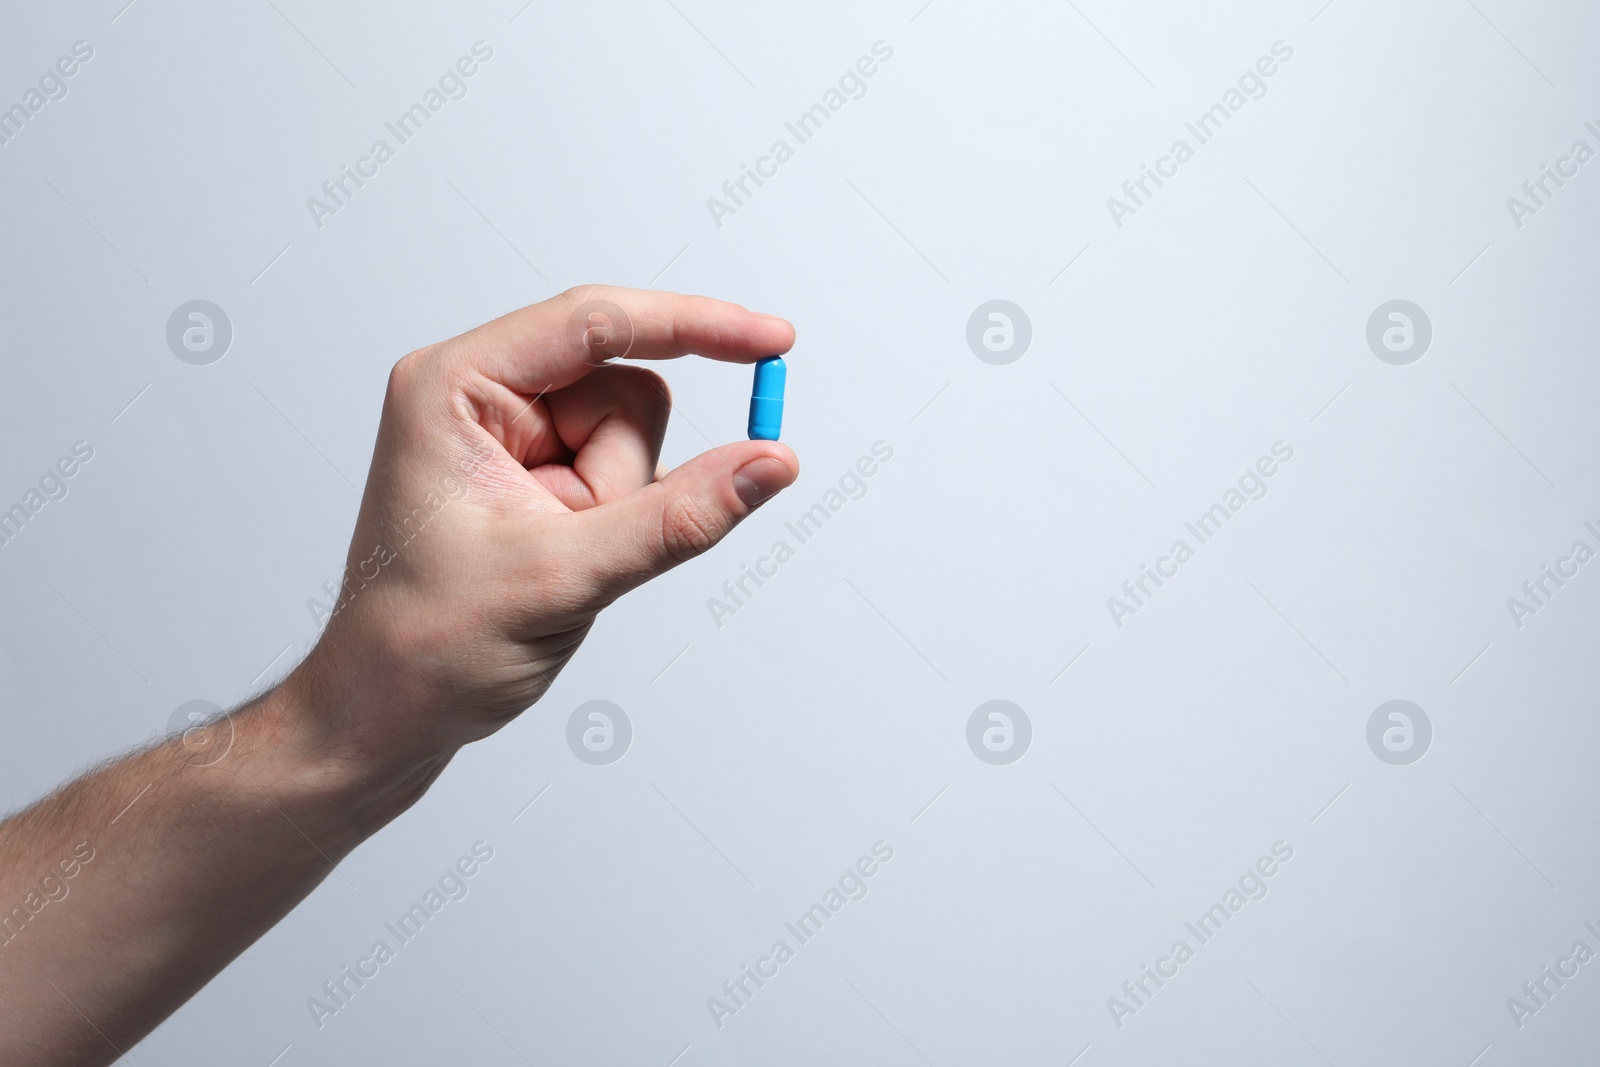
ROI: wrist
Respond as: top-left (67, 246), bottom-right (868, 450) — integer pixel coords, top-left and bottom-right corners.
top-left (229, 666), bottom-right (454, 850)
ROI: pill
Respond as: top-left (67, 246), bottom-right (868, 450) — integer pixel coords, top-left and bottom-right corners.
top-left (747, 356), bottom-right (786, 441)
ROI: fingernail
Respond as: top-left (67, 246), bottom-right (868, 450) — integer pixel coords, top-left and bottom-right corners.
top-left (733, 457), bottom-right (794, 508)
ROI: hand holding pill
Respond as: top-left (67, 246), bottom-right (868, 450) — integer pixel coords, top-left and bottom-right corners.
top-left (304, 285), bottom-right (800, 759)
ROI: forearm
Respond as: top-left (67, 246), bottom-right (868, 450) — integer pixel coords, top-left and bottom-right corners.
top-left (0, 670), bottom-right (447, 1067)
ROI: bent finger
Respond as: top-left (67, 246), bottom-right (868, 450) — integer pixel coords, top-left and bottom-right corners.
top-left (556, 440), bottom-right (800, 605)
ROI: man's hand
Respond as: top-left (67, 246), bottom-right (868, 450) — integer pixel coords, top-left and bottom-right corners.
top-left (300, 285), bottom-right (799, 773)
top-left (0, 287), bottom-right (798, 1066)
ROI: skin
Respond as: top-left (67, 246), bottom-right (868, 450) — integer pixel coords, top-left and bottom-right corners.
top-left (0, 286), bottom-right (800, 1066)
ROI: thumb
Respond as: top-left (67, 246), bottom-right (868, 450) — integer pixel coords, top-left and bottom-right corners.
top-left (566, 442), bottom-right (799, 603)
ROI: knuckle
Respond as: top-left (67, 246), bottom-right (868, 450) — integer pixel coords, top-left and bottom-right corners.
top-left (388, 346), bottom-right (435, 394)
top-left (561, 286), bottom-right (634, 363)
top-left (388, 351), bottom-right (420, 392)
top-left (660, 492), bottom-right (724, 563)
top-left (560, 283), bottom-right (610, 307)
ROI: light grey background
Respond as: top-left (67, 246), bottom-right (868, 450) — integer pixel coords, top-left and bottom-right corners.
top-left (3, 0), bottom-right (1598, 1063)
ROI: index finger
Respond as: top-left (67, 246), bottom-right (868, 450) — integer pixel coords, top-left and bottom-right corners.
top-left (458, 285), bottom-right (796, 396)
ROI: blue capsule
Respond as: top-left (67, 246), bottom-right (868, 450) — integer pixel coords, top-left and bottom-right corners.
top-left (747, 356), bottom-right (786, 441)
